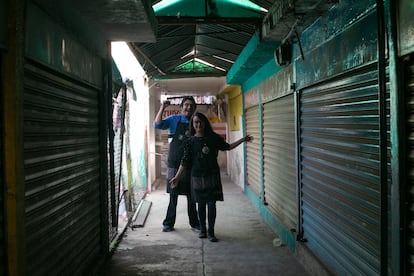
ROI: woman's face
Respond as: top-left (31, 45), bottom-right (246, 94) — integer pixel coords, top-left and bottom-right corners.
top-left (192, 115), bottom-right (205, 135)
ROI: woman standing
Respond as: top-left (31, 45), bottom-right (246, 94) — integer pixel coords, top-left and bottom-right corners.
top-left (170, 112), bottom-right (252, 242)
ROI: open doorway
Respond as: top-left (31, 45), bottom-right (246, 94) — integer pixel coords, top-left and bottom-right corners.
top-left (111, 42), bottom-right (149, 235)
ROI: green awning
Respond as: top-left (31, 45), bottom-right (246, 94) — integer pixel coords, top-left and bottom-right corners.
top-left (153, 0), bottom-right (266, 18)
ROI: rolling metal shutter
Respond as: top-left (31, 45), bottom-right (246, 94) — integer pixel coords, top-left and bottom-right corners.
top-left (263, 94), bottom-right (296, 229)
top-left (406, 55), bottom-right (414, 275)
top-left (245, 105), bottom-right (262, 198)
top-left (299, 63), bottom-right (382, 275)
top-left (111, 86), bottom-right (126, 235)
top-left (24, 60), bottom-right (102, 275)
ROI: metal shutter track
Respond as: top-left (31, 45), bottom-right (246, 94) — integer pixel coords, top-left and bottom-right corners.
top-left (300, 64), bottom-right (381, 275)
top-left (406, 56), bottom-right (414, 274)
top-left (263, 95), bottom-right (296, 229)
top-left (24, 61), bottom-right (101, 276)
top-left (245, 106), bottom-right (262, 198)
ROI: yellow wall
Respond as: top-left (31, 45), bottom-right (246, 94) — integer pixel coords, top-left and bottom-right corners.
top-left (225, 85), bottom-right (242, 131)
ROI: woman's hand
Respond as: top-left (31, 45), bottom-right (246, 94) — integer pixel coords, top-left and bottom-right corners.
top-left (169, 176), bottom-right (179, 189)
top-left (244, 135), bottom-right (253, 142)
top-left (229, 135), bottom-right (253, 150)
top-left (169, 165), bottom-right (185, 189)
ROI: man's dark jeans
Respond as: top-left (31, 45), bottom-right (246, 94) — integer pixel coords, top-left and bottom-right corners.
top-left (162, 192), bottom-right (199, 228)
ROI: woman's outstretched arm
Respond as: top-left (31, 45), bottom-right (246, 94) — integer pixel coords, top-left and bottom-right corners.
top-left (229, 135), bottom-right (252, 150)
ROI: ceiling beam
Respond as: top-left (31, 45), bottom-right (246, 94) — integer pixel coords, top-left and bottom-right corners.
top-left (129, 43), bottom-right (166, 76)
top-left (157, 16), bottom-right (262, 26)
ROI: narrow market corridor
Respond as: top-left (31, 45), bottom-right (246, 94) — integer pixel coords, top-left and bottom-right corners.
top-left (101, 174), bottom-right (310, 276)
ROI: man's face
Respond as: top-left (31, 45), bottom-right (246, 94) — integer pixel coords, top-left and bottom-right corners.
top-left (181, 100), bottom-right (196, 118)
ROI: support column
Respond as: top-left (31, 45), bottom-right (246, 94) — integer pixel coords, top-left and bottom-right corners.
top-left (2, 0), bottom-right (26, 275)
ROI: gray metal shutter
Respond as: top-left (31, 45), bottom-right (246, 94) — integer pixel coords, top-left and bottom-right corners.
top-left (24, 60), bottom-right (102, 275)
top-left (405, 55), bottom-right (414, 275)
top-left (263, 94), bottom-right (296, 229)
top-left (245, 105), bottom-right (262, 198)
top-left (111, 86), bottom-right (126, 236)
top-left (109, 63), bottom-right (123, 241)
top-left (299, 63), bottom-right (382, 275)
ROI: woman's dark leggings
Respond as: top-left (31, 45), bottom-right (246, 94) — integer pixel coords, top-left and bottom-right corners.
top-left (197, 201), bottom-right (216, 236)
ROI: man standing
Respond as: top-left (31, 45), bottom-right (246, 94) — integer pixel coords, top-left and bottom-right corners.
top-left (153, 96), bottom-right (200, 232)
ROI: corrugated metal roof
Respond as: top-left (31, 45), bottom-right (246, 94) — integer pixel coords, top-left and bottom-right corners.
top-left (129, 0), bottom-right (266, 79)
top-left (131, 0), bottom-right (335, 80)
top-left (32, 0), bottom-right (335, 82)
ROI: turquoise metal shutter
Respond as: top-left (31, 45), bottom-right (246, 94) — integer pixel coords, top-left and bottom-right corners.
top-left (24, 60), bottom-right (103, 275)
top-left (245, 105), bottom-right (262, 198)
top-left (263, 94), bottom-right (296, 229)
top-left (299, 63), bottom-right (383, 275)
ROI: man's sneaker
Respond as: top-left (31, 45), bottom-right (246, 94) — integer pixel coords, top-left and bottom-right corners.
top-left (199, 232), bottom-right (207, 239)
top-left (162, 225), bottom-right (174, 232)
top-left (191, 225), bottom-right (201, 232)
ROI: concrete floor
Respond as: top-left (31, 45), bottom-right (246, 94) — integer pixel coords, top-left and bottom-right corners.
top-left (101, 174), bottom-right (310, 276)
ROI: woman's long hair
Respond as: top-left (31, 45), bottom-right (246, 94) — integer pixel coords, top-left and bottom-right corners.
top-left (189, 112), bottom-right (214, 136)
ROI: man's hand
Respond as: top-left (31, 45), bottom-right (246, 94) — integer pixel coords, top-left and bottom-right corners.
top-left (162, 100), bottom-right (171, 109)
top-left (154, 100), bottom-right (171, 124)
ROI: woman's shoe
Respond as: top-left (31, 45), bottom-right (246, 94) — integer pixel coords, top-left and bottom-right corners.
top-left (162, 225), bottom-right (174, 232)
top-left (208, 235), bottom-right (218, 242)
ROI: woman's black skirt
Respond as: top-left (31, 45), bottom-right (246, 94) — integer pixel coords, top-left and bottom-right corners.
top-left (191, 173), bottom-right (224, 203)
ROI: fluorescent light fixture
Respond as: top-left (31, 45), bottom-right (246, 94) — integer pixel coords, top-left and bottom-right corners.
top-left (195, 58), bottom-right (226, 71)
top-left (153, 0), bottom-right (183, 13)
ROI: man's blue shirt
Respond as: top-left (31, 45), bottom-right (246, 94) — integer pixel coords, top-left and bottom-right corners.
top-left (153, 114), bottom-right (190, 134)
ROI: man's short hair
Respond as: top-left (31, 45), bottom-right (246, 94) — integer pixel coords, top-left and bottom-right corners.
top-left (180, 96), bottom-right (196, 107)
